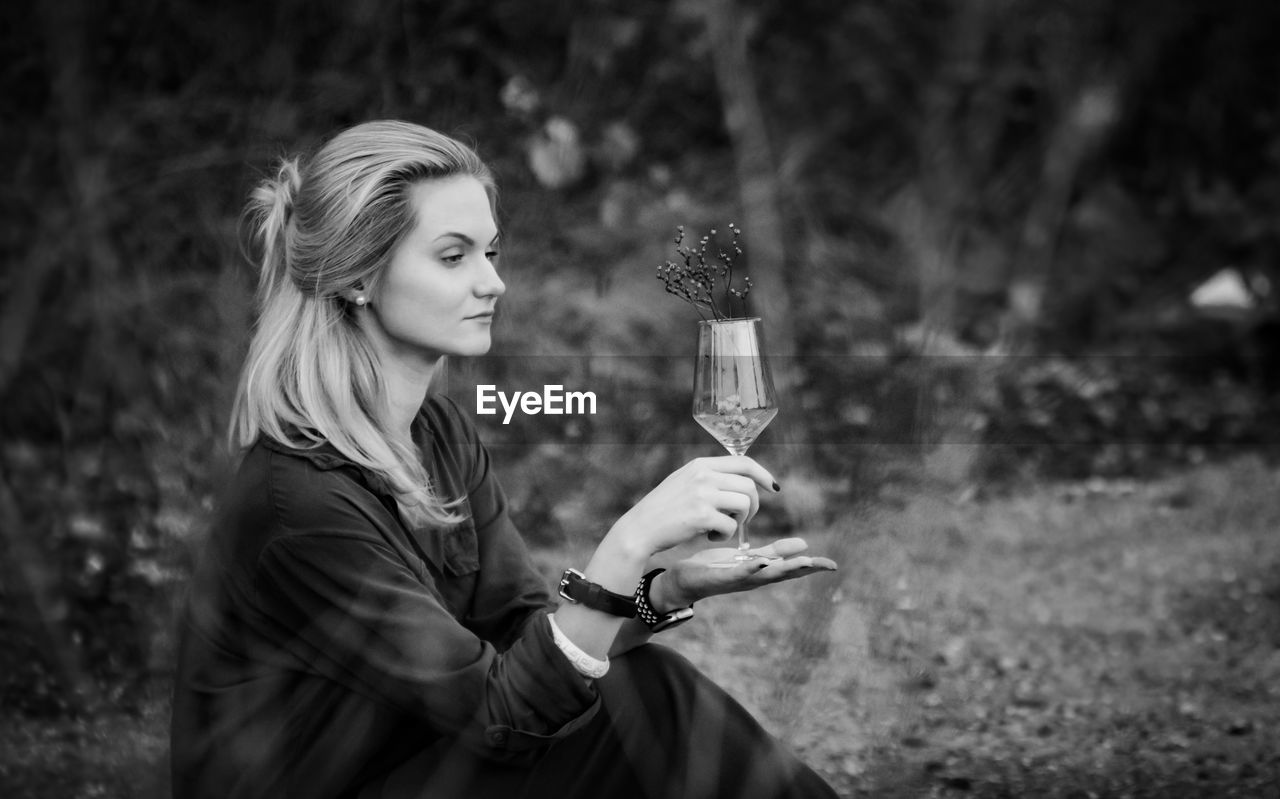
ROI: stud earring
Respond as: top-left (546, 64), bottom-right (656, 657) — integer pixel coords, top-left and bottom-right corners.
top-left (354, 296), bottom-right (367, 306)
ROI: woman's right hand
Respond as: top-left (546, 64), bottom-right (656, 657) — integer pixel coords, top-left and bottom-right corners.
top-left (606, 456), bottom-right (779, 556)
top-left (561, 456), bottom-right (776, 658)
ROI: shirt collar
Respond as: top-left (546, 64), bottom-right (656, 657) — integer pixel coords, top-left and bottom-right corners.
top-left (258, 410), bottom-right (435, 499)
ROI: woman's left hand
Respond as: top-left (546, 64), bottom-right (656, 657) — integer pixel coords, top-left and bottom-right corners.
top-left (659, 537), bottom-right (838, 608)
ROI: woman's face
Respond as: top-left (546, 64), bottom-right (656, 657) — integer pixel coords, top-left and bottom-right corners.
top-left (364, 175), bottom-right (505, 364)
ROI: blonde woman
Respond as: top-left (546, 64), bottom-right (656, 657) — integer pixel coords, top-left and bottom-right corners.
top-left (170, 120), bottom-right (839, 799)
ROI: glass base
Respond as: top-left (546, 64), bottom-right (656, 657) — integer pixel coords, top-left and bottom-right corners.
top-left (704, 548), bottom-right (774, 568)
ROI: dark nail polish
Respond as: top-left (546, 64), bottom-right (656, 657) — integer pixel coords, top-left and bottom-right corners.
top-left (772, 481), bottom-right (781, 492)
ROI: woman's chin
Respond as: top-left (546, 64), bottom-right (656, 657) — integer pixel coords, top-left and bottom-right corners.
top-left (451, 337), bottom-right (494, 358)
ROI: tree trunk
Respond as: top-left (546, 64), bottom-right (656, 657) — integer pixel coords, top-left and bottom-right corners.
top-left (7, 0), bottom-right (123, 714)
top-left (699, 0), bottom-right (798, 355)
top-left (1000, 3), bottom-right (1197, 353)
top-left (1002, 81), bottom-right (1120, 353)
top-left (699, 0), bottom-right (816, 484)
top-left (699, 0), bottom-right (836, 732)
top-left (913, 0), bottom-right (1000, 343)
top-left (43, 0), bottom-right (124, 392)
top-left (0, 225), bottom-right (62, 397)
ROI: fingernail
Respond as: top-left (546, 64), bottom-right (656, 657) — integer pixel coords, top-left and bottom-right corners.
top-left (772, 481), bottom-right (781, 492)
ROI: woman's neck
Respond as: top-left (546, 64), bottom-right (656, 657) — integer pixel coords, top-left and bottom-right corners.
top-left (378, 351), bottom-right (441, 445)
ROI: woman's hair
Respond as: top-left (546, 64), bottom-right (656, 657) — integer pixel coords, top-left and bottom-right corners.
top-left (231, 120), bottom-right (495, 527)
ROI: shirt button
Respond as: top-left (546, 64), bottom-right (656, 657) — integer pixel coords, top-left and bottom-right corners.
top-left (489, 730), bottom-right (507, 745)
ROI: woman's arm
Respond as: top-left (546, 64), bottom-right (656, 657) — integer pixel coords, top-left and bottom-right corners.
top-left (550, 454), bottom-right (777, 659)
top-left (551, 533), bottom-right (649, 658)
top-left (433, 398), bottom-right (826, 669)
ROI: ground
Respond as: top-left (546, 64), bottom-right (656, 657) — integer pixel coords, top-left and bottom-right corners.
top-left (2, 456), bottom-right (1277, 798)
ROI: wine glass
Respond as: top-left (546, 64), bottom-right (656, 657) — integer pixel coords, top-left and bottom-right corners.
top-left (692, 317), bottom-right (779, 564)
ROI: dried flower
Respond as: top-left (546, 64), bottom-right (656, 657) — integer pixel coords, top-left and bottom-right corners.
top-left (655, 224), bottom-right (752, 321)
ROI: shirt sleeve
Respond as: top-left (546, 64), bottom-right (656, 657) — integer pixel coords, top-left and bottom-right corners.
top-left (255, 530), bottom-right (600, 764)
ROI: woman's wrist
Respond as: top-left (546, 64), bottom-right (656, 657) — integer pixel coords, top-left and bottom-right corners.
top-left (649, 570), bottom-right (696, 613)
top-left (600, 520), bottom-right (655, 564)
top-left (582, 528), bottom-right (650, 596)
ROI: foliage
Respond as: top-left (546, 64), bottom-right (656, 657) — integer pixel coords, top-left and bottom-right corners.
top-left (978, 355), bottom-right (1280, 481)
top-left (1, 0), bottom-right (1279, 726)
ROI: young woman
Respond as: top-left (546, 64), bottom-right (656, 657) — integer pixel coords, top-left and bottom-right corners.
top-left (170, 120), bottom-right (840, 799)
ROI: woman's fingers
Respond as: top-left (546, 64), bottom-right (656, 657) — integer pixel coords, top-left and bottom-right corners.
top-left (612, 455), bottom-right (780, 553)
top-left (701, 455), bottom-right (779, 494)
top-left (668, 541), bottom-right (839, 602)
top-left (714, 557), bottom-right (836, 592)
top-left (689, 466), bottom-right (760, 540)
top-left (715, 490), bottom-right (752, 521)
top-left (694, 490), bottom-right (748, 541)
top-left (752, 554), bottom-right (839, 581)
top-left (701, 510), bottom-right (739, 541)
top-left (712, 472), bottom-right (760, 521)
top-left (746, 537), bottom-right (808, 560)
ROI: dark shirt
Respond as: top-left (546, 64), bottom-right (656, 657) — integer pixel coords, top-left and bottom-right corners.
top-left (170, 396), bottom-right (599, 799)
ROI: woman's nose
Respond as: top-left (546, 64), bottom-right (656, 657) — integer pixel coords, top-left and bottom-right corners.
top-left (476, 256), bottom-right (505, 298)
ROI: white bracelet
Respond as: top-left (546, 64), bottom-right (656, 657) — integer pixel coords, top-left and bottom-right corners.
top-left (547, 614), bottom-right (610, 679)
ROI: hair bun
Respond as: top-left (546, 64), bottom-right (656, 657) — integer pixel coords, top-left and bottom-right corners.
top-left (250, 158), bottom-right (303, 237)
top-left (256, 157), bottom-right (302, 224)
top-left (248, 157), bottom-right (304, 295)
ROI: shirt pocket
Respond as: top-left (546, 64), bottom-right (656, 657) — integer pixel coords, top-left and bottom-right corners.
top-left (441, 502), bottom-right (480, 578)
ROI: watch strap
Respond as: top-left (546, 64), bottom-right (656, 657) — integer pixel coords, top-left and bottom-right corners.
top-left (558, 568), bottom-right (637, 618)
top-left (635, 568), bottom-right (695, 632)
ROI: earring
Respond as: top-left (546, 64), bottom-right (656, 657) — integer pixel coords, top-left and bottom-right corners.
top-left (354, 296), bottom-right (367, 306)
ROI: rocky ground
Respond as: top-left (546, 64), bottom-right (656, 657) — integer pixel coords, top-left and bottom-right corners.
top-left (678, 455), bottom-right (1280, 798)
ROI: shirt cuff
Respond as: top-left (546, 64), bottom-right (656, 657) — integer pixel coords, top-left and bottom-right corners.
top-left (547, 614), bottom-right (610, 679)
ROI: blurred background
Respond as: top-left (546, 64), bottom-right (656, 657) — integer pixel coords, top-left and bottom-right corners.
top-left (2, 0), bottom-right (1279, 796)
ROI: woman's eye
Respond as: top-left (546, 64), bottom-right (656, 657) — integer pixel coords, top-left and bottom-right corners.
top-left (442, 252), bottom-right (465, 265)
top-left (485, 249), bottom-right (500, 262)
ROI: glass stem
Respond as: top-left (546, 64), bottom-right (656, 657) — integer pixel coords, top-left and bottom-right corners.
top-left (727, 444), bottom-right (754, 560)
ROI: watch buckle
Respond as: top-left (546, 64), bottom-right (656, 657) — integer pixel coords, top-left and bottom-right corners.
top-left (558, 568), bottom-right (584, 603)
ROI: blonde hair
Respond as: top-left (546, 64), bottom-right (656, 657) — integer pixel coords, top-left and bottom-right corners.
top-left (231, 120), bottom-right (495, 527)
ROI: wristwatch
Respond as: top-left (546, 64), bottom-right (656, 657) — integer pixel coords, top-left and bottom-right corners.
top-left (558, 568), bottom-right (637, 618)
top-left (634, 568), bottom-right (695, 632)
